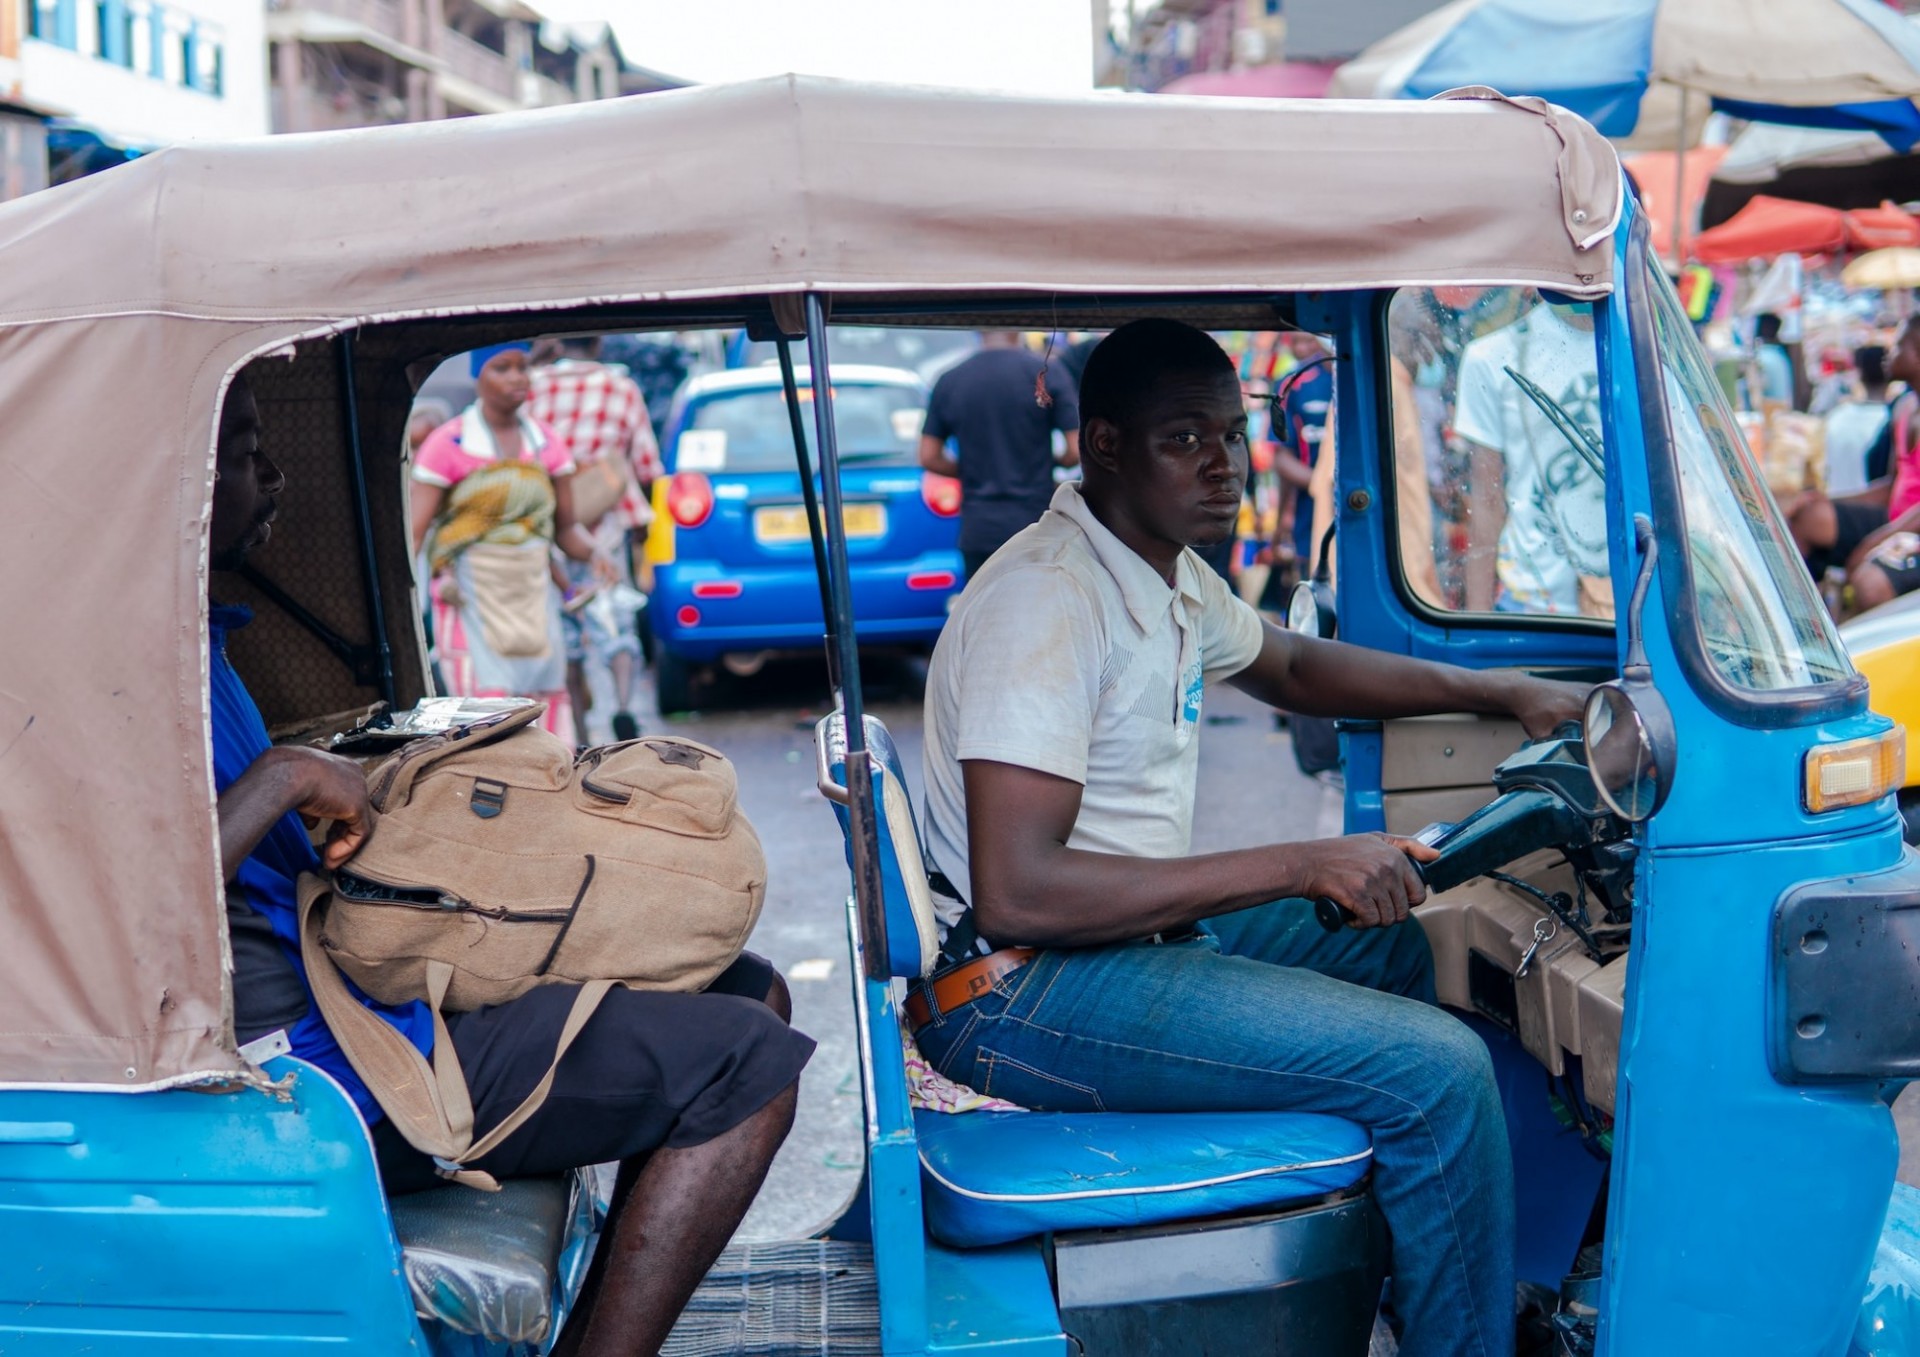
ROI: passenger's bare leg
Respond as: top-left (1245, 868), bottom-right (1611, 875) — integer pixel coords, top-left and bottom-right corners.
top-left (550, 1081), bottom-right (799, 1357)
top-left (1853, 561), bottom-right (1897, 613)
top-left (763, 970), bottom-right (792, 1023)
top-left (1789, 493), bottom-right (1837, 558)
top-left (610, 650), bottom-right (637, 715)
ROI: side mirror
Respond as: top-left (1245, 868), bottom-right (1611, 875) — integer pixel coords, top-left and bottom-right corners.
top-left (1287, 520), bottom-right (1338, 639)
top-left (1583, 514), bottom-right (1677, 823)
top-left (1584, 681), bottom-right (1675, 822)
top-left (1287, 580), bottom-right (1337, 639)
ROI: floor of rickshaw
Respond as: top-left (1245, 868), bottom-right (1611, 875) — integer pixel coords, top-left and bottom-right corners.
top-left (662, 1239), bottom-right (880, 1356)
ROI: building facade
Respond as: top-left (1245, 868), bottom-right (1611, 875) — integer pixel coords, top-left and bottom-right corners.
top-left (4, 0), bottom-right (267, 143)
top-left (267, 0), bottom-right (673, 133)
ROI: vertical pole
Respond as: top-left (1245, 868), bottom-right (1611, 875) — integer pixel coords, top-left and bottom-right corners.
top-left (774, 335), bottom-right (840, 695)
top-left (1670, 86), bottom-right (1690, 270)
top-left (336, 332), bottom-right (397, 709)
top-left (804, 293), bottom-right (890, 979)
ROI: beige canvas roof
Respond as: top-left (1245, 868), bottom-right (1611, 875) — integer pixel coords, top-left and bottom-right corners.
top-left (0, 75), bottom-right (1623, 1091)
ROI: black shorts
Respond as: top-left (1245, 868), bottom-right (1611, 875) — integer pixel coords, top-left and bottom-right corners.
top-left (1861, 537), bottom-right (1920, 599)
top-left (1807, 499), bottom-right (1887, 578)
top-left (372, 952), bottom-right (814, 1194)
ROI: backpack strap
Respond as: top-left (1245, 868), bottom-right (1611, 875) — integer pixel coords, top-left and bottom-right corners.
top-left (296, 872), bottom-right (611, 1191)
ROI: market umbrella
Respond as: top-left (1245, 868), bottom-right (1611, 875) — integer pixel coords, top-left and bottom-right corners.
top-left (1843, 247), bottom-right (1920, 289)
top-left (1329, 0), bottom-right (1920, 147)
top-left (1692, 196), bottom-right (1849, 265)
top-left (1691, 197), bottom-right (1920, 265)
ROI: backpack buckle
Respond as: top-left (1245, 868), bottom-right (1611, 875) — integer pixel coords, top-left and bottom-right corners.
top-left (470, 778), bottom-right (508, 819)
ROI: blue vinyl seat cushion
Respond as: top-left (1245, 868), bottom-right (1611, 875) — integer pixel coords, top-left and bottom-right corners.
top-left (916, 1108), bottom-right (1373, 1248)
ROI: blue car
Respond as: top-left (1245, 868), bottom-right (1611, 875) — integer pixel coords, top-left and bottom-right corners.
top-left (645, 364), bottom-right (963, 713)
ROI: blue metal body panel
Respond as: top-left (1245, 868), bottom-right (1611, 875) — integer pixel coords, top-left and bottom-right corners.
top-left (1464, 1015), bottom-right (1607, 1292)
top-left (924, 1240), bottom-right (1066, 1356)
top-left (1853, 1181), bottom-right (1920, 1355)
top-left (1321, 203), bottom-right (1909, 1353)
top-left (0, 1056), bottom-right (424, 1354)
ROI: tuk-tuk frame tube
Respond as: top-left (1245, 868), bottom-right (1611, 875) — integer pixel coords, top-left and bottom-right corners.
top-left (802, 291), bottom-right (892, 981)
top-left (773, 334), bottom-right (841, 693)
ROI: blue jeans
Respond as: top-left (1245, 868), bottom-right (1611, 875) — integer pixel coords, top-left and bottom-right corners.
top-left (915, 899), bottom-right (1514, 1357)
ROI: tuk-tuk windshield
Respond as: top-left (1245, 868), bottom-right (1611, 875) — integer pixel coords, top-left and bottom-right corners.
top-left (1643, 260), bottom-right (1853, 692)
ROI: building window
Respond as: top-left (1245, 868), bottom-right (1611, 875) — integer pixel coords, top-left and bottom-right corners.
top-left (26, 0), bottom-right (56, 40)
top-left (129, 1), bottom-right (152, 73)
top-left (196, 37), bottom-right (222, 94)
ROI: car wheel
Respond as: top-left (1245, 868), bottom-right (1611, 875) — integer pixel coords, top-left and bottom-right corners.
top-left (654, 645), bottom-right (697, 717)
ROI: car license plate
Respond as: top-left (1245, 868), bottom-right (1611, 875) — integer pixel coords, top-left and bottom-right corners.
top-left (754, 503), bottom-right (886, 544)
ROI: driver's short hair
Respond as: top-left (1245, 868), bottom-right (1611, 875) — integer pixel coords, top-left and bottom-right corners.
top-left (1078, 319), bottom-right (1236, 434)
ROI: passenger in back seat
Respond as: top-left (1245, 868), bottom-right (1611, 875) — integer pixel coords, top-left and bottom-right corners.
top-left (917, 320), bottom-right (1590, 1357)
top-left (207, 374), bottom-right (813, 1357)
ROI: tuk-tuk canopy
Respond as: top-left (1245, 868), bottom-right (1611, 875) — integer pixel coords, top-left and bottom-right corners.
top-left (0, 75), bottom-right (1622, 1090)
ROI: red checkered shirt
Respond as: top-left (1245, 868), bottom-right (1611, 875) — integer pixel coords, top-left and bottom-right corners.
top-left (528, 360), bottom-right (660, 529)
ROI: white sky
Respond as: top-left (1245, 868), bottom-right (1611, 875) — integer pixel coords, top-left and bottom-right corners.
top-left (539, 0), bottom-right (1096, 93)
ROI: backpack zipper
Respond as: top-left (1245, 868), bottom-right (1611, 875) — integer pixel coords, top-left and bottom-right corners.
top-left (334, 871), bottom-right (564, 925)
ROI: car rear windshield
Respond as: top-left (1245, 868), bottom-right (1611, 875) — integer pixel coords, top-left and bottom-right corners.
top-left (678, 384), bottom-right (925, 474)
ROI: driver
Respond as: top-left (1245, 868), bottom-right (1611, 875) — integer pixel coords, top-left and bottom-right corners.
top-left (917, 319), bottom-right (1588, 1357)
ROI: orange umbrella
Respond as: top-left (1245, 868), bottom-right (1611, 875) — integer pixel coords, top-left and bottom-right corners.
top-left (1693, 194), bottom-right (1848, 263)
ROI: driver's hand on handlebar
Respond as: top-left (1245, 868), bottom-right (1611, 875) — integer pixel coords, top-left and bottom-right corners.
top-left (1507, 677), bottom-right (1592, 742)
top-left (1301, 833), bottom-right (1439, 929)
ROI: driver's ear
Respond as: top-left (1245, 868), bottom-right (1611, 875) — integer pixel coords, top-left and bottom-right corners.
top-left (1083, 417), bottom-right (1123, 476)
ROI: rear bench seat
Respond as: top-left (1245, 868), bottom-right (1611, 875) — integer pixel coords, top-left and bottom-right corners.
top-left (817, 713), bottom-right (1377, 1249)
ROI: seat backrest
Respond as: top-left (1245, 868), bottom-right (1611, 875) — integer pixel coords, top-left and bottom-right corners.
top-left (816, 711), bottom-right (941, 977)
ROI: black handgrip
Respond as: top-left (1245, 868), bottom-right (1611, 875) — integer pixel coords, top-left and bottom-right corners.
top-left (1315, 896), bottom-right (1353, 931)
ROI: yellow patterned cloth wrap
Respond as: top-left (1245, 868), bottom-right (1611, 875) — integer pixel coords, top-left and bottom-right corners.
top-left (428, 458), bottom-right (556, 574)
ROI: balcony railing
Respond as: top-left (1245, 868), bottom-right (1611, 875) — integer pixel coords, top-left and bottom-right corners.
top-left (272, 0), bottom-right (409, 47)
top-left (439, 25), bottom-right (514, 98)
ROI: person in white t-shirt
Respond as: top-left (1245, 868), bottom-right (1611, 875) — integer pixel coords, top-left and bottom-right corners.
top-left (1453, 302), bottom-right (1611, 617)
top-left (915, 319), bottom-right (1588, 1357)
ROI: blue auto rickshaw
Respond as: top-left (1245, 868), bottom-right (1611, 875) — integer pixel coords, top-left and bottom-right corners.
top-left (0, 74), bottom-right (1916, 1356)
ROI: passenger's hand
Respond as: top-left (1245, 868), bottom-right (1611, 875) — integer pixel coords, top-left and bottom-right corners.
top-left (1507, 676), bottom-right (1591, 742)
top-left (1298, 833), bottom-right (1437, 929)
top-left (589, 547), bottom-right (620, 587)
top-left (281, 747), bottom-right (376, 869)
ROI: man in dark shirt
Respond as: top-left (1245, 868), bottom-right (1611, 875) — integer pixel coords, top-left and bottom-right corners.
top-left (918, 332), bottom-right (1081, 578)
top-left (210, 374), bottom-right (812, 1357)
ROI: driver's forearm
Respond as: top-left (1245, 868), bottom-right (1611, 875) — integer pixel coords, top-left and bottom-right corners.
top-left (1242, 631), bottom-right (1531, 725)
top-left (216, 748), bottom-right (310, 881)
top-left (972, 838), bottom-right (1325, 948)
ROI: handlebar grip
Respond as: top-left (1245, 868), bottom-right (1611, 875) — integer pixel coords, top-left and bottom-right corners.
top-left (1314, 896), bottom-right (1354, 931)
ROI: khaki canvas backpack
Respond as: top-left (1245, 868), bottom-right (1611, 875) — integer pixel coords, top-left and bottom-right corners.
top-left (296, 704), bottom-right (766, 1188)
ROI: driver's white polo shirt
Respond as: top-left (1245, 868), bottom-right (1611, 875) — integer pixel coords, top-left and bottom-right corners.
top-left (921, 482), bottom-right (1267, 932)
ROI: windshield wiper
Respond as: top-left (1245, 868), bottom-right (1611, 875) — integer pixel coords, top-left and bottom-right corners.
top-left (1504, 366), bottom-right (1606, 477)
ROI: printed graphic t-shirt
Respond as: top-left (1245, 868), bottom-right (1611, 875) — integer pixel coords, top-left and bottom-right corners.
top-left (921, 483), bottom-right (1266, 931)
top-left (1453, 305), bottom-right (1609, 615)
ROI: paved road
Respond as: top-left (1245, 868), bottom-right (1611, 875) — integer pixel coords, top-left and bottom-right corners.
top-left (631, 655), bottom-right (1920, 1241)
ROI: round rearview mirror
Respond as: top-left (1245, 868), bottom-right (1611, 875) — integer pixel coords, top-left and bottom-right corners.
top-left (1288, 581), bottom-right (1337, 639)
top-left (1583, 681), bottom-right (1676, 823)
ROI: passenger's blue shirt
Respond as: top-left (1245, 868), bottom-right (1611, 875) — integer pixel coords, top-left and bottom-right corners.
top-left (209, 604), bottom-right (434, 1121)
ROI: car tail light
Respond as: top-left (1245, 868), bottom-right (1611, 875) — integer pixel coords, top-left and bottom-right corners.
top-left (676, 605), bottom-right (701, 628)
top-left (921, 472), bottom-right (962, 518)
top-left (666, 472), bottom-right (714, 529)
top-left (692, 580), bottom-right (743, 599)
top-left (907, 571), bottom-right (957, 591)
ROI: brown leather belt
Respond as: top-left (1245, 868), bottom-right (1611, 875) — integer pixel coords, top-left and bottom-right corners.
top-left (904, 947), bottom-right (1038, 1034)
